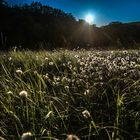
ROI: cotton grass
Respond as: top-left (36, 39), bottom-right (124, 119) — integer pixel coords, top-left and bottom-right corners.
top-left (21, 132), bottom-right (32, 140)
top-left (19, 90), bottom-right (28, 98)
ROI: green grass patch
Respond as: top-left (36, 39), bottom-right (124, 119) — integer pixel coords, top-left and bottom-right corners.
top-left (0, 50), bottom-right (140, 140)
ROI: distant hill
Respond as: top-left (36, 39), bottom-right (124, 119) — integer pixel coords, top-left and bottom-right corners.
top-left (0, 1), bottom-right (140, 50)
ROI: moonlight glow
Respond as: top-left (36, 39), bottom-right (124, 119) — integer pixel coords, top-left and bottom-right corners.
top-left (85, 14), bottom-right (94, 24)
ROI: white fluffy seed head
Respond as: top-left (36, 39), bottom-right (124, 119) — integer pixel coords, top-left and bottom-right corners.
top-left (49, 62), bottom-right (54, 66)
top-left (16, 69), bottom-right (23, 75)
top-left (21, 132), bottom-right (32, 140)
top-left (65, 86), bottom-right (69, 90)
top-left (82, 110), bottom-right (91, 119)
top-left (7, 91), bottom-right (13, 95)
top-left (19, 90), bottom-right (28, 98)
top-left (84, 90), bottom-right (90, 96)
top-left (8, 57), bottom-right (12, 61)
top-left (66, 134), bottom-right (80, 140)
top-left (45, 57), bottom-right (49, 60)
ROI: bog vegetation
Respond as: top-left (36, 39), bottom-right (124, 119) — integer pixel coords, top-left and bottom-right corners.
top-left (0, 50), bottom-right (140, 140)
top-left (0, 0), bottom-right (140, 140)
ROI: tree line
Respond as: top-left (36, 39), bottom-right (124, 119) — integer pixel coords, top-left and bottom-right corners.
top-left (0, 0), bottom-right (140, 50)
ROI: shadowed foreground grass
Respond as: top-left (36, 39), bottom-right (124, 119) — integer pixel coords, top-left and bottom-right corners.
top-left (0, 50), bottom-right (140, 140)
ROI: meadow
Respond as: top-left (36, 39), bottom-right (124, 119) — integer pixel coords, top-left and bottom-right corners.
top-left (0, 50), bottom-right (140, 140)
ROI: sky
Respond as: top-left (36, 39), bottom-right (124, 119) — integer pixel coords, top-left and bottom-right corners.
top-left (7, 0), bottom-right (140, 26)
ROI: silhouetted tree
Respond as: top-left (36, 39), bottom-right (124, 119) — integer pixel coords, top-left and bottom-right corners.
top-left (0, 1), bottom-right (140, 50)
top-left (0, 0), bottom-right (7, 5)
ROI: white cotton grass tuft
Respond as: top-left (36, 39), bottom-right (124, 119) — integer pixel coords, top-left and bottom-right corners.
top-left (49, 62), bottom-right (54, 66)
top-left (16, 69), bottom-right (23, 75)
top-left (66, 134), bottom-right (80, 140)
top-left (45, 57), bottom-right (49, 60)
top-left (8, 57), bottom-right (12, 61)
top-left (7, 91), bottom-right (13, 95)
top-left (21, 132), bottom-right (32, 140)
top-left (82, 110), bottom-right (91, 119)
top-left (65, 86), bottom-right (69, 90)
top-left (84, 90), bottom-right (90, 96)
top-left (19, 90), bottom-right (28, 98)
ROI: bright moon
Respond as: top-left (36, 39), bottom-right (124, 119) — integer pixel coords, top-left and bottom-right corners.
top-left (85, 14), bottom-right (94, 24)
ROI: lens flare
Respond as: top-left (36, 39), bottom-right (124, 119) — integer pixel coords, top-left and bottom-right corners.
top-left (85, 14), bottom-right (94, 24)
